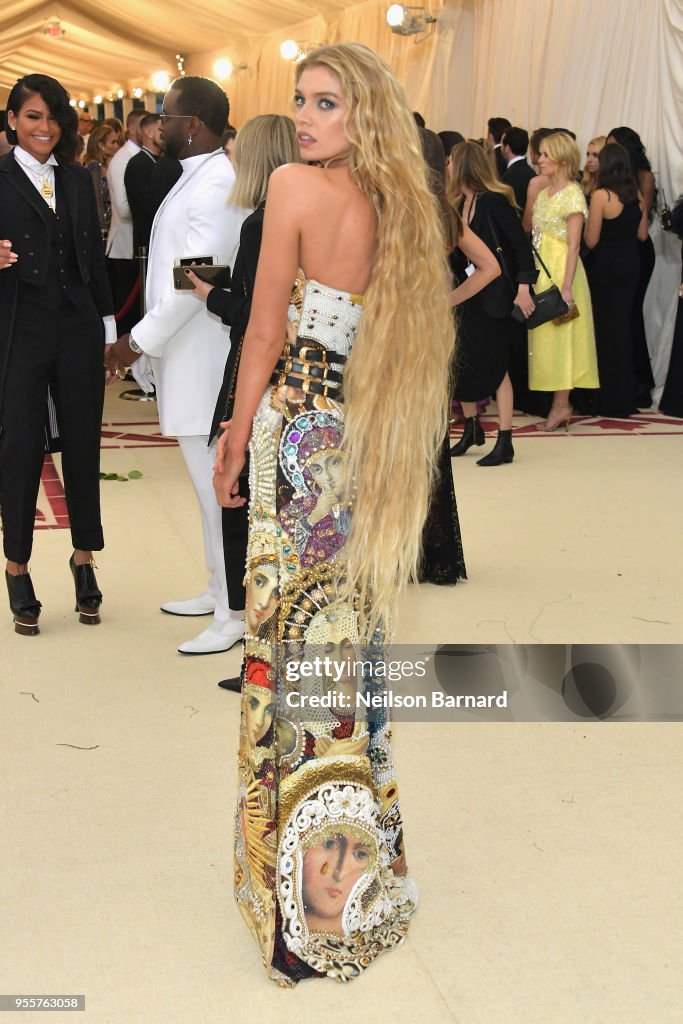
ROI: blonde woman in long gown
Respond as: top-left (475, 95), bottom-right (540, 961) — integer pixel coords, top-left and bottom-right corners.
top-left (529, 132), bottom-right (599, 431)
top-left (213, 44), bottom-right (456, 985)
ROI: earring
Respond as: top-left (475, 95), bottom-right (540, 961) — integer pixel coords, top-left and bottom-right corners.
top-left (187, 134), bottom-right (193, 147)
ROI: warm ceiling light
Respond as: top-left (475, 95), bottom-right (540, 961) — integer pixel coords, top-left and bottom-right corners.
top-left (280, 39), bottom-right (300, 61)
top-left (151, 71), bottom-right (171, 91)
top-left (77, 99), bottom-right (86, 109)
top-left (386, 4), bottom-right (437, 35)
top-left (69, 98), bottom-right (77, 107)
top-left (93, 94), bottom-right (103, 105)
top-left (132, 87), bottom-right (143, 99)
top-left (214, 59), bottom-right (233, 79)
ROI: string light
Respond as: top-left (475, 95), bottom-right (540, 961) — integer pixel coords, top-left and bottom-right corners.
top-left (175, 54), bottom-right (186, 77)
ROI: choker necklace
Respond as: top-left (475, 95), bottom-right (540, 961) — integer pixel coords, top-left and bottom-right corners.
top-left (322, 155), bottom-right (350, 170)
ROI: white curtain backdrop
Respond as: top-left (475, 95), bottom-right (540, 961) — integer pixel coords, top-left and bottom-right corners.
top-left (189, 0), bottom-right (683, 392)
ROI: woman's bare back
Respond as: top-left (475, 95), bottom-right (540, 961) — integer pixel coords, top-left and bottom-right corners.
top-left (290, 164), bottom-right (377, 294)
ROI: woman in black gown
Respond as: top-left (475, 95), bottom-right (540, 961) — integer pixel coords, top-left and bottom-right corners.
top-left (607, 127), bottom-right (656, 407)
top-left (447, 141), bottom-right (537, 465)
top-left (659, 196), bottom-right (683, 418)
top-left (583, 143), bottom-right (647, 418)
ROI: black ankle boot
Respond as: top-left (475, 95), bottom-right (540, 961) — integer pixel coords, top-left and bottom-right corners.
top-left (69, 555), bottom-right (102, 625)
top-left (449, 416), bottom-right (485, 456)
top-left (477, 429), bottom-right (514, 466)
top-left (6, 570), bottom-right (42, 636)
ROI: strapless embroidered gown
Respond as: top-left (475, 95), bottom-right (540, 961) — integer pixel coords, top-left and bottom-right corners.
top-left (234, 273), bottom-right (418, 986)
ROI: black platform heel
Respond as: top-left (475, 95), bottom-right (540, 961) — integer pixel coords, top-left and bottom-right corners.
top-left (5, 570), bottom-right (42, 636)
top-left (449, 415), bottom-right (485, 457)
top-left (69, 555), bottom-right (102, 625)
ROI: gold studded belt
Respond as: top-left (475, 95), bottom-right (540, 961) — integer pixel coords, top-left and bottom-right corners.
top-left (270, 341), bottom-right (347, 397)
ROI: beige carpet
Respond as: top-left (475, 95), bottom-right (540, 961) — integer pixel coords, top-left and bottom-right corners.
top-left (1, 381), bottom-right (682, 1023)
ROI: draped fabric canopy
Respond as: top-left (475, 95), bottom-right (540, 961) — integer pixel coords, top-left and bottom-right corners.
top-left (2, 0), bottom-right (680, 388)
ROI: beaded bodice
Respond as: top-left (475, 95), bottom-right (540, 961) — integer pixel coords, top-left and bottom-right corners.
top-left (287, 271), bottom-right (364, 359)
top-left (532, 183), bottom-right (587, 247)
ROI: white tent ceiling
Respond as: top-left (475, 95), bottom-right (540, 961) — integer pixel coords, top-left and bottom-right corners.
top-left (0, 0), bottom-right (361, 101)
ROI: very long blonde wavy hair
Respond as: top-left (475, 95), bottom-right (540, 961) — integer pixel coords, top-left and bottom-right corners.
top-left (295, 44), bottom-right (456, 636)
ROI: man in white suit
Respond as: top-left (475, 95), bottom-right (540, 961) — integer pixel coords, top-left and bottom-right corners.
top-left (106, 78), bottom-right (247, 654)
top-left (106, 108), bottom-right (148, 329)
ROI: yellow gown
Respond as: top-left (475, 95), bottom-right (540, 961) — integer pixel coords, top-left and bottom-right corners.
top-left (528, 183), bottom-right (599, 391)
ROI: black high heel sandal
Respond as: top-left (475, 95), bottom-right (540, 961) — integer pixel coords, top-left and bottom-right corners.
top-left (5, 570), bottom-right (42, 636)
top-left (69, 555), bottom-right (102, 625)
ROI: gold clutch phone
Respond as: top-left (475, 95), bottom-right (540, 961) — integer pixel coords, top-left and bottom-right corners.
top-left (553, 304), bottom-right (580, 326)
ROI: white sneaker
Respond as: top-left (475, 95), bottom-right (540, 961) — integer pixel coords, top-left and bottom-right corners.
top-left (177, 620), bottom-right (245, 655)
top-left (161, 593), bottom-right (216, 616)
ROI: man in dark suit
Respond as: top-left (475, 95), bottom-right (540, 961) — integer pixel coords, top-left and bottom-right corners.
top-left (124, 113), bottom-right (164, 255)
top-left (501, 127), bottom-right (536, 212)
top-left (487, 116), bottom-right (511, 179)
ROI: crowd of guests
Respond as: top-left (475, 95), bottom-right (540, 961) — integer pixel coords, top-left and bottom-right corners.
top-left (0, 70), bottom-right (680, 650)
top-left (413, 113), bottom-right (670, 461)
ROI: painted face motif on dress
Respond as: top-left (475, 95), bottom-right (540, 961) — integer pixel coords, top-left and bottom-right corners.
top-left (302, 829), bottom-right (373, 935)
top-left (294, 66), bottom-right (351, 164)
top-left (245, 559), bottom-right (280, 636)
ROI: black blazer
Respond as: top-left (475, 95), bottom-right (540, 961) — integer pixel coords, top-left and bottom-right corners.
top-left (207, 204), bottom-right (265, 441)
top-left (124, 148), bottom-right (158, 253)
top-left (470, 191), bottom-right (537, 318)
top-left (502, 159), bottom-right (536, 213)
top-left (493, 145), bottom-right (507, 180)
top-left (0, 151), bottom-right (113, 416)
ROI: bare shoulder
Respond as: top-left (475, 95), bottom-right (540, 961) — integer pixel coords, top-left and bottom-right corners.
top-left (268, 163), bottom-right (326, 197)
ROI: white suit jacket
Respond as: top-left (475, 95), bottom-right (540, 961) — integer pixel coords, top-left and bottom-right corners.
top-left (132, 149), bottom-right (248, 436)
top-left (106, 139), bottom-right (139, 258)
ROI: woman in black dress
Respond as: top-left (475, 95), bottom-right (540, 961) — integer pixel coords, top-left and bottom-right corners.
top-left (659, 196), bottom-right (683, 418)
top-left (0, 74), bottom-right (114, 635)
top-left (447, 141), bottom-right (537, 465)
top-left (607, 127), bottom-right (656, 407)
top-left (583, 143), bottom-right (648, 418)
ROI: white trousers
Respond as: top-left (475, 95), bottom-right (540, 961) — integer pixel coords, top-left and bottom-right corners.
top-left (177, 434), bottom-right (240, 626)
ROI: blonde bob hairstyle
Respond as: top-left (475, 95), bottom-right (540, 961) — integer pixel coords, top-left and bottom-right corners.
top-left (295, 43), bottom-right (455, 635)
top-left (447, 140), bottom-right (518, 210)
top-left (581, 135), bottom-right (607, 196)
top-left (541, 132), bottom-right (581, 181)
top-left (230, 115), bottom-right (300, 209)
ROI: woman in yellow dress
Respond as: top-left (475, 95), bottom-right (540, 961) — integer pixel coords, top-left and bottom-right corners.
top-left (529, 132), bottom-right (599, 430)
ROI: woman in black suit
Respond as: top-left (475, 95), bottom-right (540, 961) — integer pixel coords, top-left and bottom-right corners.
top-left (0, 74), bottom-right (114, 635)
top-left (447, 141), bottom-right (537, 465)
top-left (185, 115), bottom-right (299, 687)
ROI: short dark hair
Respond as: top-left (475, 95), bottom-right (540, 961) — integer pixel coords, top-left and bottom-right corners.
top-left (437, 130), bottom-right (465, 158)
top-left (501, 127), bottom-right (529, 156)
top-left (487, 117), bottom-right (511, 143)
top-left (552, 127), bottom-right (576, 140)
top-left (126, 108), bottom-right (150, 127)
top-left (171, 77), bottom-right (229, 137)
top-left (597, 143), bottom-right (638, 205)
top-left (530, 127), bottom-right (554, 158)
top-left (220, 127), bottom-right (237, 148)
top-left (139, 113), bottom-right (161, 131)
top-left (5, 73), bottom-right (78, 164)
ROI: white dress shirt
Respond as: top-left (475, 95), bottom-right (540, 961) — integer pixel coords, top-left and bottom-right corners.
top-left (105, 138), bottom-right (140, 259)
